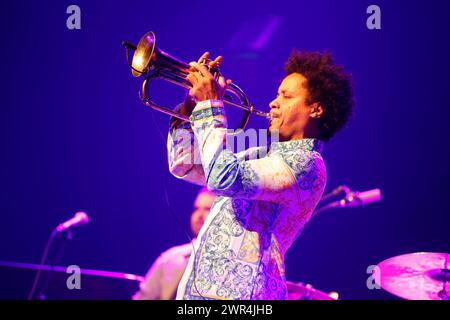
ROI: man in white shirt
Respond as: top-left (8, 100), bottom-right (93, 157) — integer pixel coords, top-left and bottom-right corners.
top-left (133, 188), bottom-right (216, 300)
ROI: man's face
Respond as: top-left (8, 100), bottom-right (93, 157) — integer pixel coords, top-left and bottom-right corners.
top-left (268, 73), bottom-right (314, 142)
top-left (190, 191), bottom-right (216, 237)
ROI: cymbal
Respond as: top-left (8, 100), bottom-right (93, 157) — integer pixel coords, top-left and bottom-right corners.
top-left (376, 252), bottom-right (450, 300)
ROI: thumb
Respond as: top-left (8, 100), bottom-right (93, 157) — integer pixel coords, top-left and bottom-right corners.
top-left (218, 76), bottom-right (232, 89)
top-left (188, 89), bottom-right (197, 102)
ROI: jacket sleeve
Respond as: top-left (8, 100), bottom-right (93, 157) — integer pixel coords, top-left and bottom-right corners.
top-left (190, 100), bottom-right (325, 205)
top-left (167, 103), bottom-right (206, 186)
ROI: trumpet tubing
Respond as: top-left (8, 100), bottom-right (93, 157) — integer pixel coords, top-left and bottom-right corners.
top-left (124, 31), bottom-right (270, 129)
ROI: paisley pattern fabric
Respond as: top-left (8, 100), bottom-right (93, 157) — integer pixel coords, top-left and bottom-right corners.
top-left (167, 100), bottom-right (327, 300)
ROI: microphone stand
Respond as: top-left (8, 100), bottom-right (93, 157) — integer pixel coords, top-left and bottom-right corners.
top-left (318, 185), bottom-right (350, 203)
top-left (27, 228), bottom-right (73, 300)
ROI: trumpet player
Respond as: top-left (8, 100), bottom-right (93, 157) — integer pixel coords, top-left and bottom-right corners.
top-left (167, 50), bottom-right (354, 300)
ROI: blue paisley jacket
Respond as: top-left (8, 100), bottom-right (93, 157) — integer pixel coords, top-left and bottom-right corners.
top-left (167, 100), bottom-right (327, 300)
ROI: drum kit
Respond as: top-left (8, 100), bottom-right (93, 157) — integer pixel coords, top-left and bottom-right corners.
top-left (287, 252), bottom-right (449, 300)
top-left (1, 185), bottom-right (447, 300)
top-left (1, 251), bottom-right (448, 300)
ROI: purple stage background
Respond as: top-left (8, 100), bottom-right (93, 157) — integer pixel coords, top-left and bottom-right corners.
top-left (1, 0), bottom-right (449, 299)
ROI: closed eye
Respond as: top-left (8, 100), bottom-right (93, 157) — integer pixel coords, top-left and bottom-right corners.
top-left (276, 92), bottom-right (292, 99)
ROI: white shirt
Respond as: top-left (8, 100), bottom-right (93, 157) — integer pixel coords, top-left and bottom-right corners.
top-left (133, 242), bottom-right (193, 300)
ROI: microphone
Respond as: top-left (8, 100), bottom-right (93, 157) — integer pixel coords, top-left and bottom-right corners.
top-left (55, 212), bottom-right (89, 233)
top-left (332, 188), bottom-right (382, 209)
top-left (311, 188), bottom-right (382, 220)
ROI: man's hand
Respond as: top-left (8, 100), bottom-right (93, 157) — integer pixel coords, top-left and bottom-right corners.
top-left (186, 52), bottom-right (231, 104)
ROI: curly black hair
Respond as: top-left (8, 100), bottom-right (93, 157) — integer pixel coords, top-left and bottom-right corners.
top-left (284, 50), bottom-right (355, 142)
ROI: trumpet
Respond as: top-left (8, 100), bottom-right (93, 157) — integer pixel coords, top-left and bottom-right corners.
top-left (123, 31), bottom-right (270, 129)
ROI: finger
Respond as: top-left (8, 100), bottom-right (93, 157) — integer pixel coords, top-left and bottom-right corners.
top-left (190, 69), bottom-right (203, 83)
top-left (188, 51), bottom-right (211, 72)
top-left (187, 62), bottom-right (202, 77)
top-left (197, 52), bottom-right (210, 64)
top-left (208, 56), bottom-right (222, 77)
top-left (190, 62), bottom-right (214, 80)
top-left (188, 62), bottom-right (197, 72)
top-left (209, 56), bottom-right (223, 68)
top-left (188, 62), bottom-right (199, 73)
top-left (186, 72), bottom-right (199, 86)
